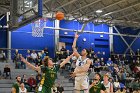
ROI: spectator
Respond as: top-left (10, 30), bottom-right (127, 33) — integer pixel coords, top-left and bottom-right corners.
top-left (44, 47), bottom-right (49, 56)
top-left (94, 59), bottom-right (101, 73)
top-left (114, 79), bottom-right (120, 92)
top-left (100, 58), bottom-right (105, 66)
top-left (21, 74), bottom-right (27, 83)
top-left (89, 73), bottom-right (107, 93)
top-left (0, 50), bottom-right (6, 62)
top-left (36, 73), bottom-right (41, 85)
top-left (106, 58), bottom-right (113, 72)
top-left (120, 68), bottom-right (126, 85)
top-left (89, 48), bottom-right (95, 59)
top-left (102, 73), bottom-right (113, 93)
top-left (122, 54), bottom-right (128, 65)
top-left (27, 74), bottom-right (36, 91)
top-left (13, 49), bottom-right (19, 63)
top-left (26, 50), bottom-right (32, 63)
top-left (13, 50), bottom-right (21, 69)
top-left (57, 83), bottom-right (64, 93)
top-left (3, 65), bottom-right (11, 79)
top-left (114, 64), bottom-right (119, 74)
top-left (60, 46), bottom-right (67, 59)
top-left (66, 50), bottom-right (70, 56)
top-left (40, 50), bottom-right (46, 60)
top-left (19, 82), bottom-right (27, 93)
top-left (31, 50), bottom-right (38, 65)
top-left (24, 79), bottom-right (32, 92)
top-left (11, 76), bottom-right (21, 93)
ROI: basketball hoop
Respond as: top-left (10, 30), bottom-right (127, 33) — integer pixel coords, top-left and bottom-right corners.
top-left (31, 18), bottom-right (47, 37)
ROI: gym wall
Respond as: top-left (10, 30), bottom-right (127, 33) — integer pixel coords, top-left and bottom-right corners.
top-left (113, 26), bottom-right (140, 54)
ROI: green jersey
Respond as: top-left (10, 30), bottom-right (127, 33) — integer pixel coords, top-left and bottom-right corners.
top-left (12, 82), bottom-right (19, 93)
top-left (89, 82), bottom-right (106, 93)
top-left (40, 65), bottom-right (60, 88)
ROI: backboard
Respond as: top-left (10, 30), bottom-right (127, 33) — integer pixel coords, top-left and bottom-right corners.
top-left (9, 0), bottom-right (42, 31)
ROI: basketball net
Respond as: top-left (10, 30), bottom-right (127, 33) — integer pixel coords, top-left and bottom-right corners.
top-left (31, 18), bottom-right (47, 37)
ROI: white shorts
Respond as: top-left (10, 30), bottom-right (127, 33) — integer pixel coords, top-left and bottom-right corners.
top-left (74, 75), bottom-right (89, 90)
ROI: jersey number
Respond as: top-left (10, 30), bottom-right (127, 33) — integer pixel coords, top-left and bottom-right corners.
top-left (51, 74), bottom-right (54, 78)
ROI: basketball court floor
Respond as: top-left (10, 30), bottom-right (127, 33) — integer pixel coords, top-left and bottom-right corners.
top-left (0, 0), bottom-right (140, 93)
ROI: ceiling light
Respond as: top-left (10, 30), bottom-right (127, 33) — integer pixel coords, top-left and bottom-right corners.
top-left (96, 10), bottom-right (102, 13)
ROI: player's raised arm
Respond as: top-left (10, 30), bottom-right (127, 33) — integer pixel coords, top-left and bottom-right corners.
top-left (60, 53), bottom-right (74, 68)
top-left (72, 33), bottom-right (80, 58)
top-left (20, 56), bottom-right (41, 73)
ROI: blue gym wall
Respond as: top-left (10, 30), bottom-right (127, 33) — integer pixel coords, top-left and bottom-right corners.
top-left (0, 16), bottom-right (7, 48)
top-left (60, 20), bottom-right (110, 59)
top-left (11, 19), bottom-right (55, 58)
top-left (113, 26), bottom-right (140, 54)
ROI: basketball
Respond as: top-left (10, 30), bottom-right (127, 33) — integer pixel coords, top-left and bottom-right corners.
top-left (55, 11), bottom-right (64, 20)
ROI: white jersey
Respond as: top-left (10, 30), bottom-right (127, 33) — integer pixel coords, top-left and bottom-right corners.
top-left (76, 56), bottom-right (89, 67)
top-left (75, 56), bottom-right (89, 76)
top-left (19, 87), bottom-right (27, 93)
top-left (101, 81), bottom-right (111, 93)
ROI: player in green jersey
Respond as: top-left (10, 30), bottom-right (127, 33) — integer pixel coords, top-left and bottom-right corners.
top-left (21, 54), bottom-right (74, 93)
top-left (88, 73), bottom-right (107, 93)
top-left (11, 76), bottom-right (21, 93)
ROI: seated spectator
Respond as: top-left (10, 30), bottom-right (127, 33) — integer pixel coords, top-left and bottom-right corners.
top-left (21, 74), bottom-right (27, 83)
top-left (114, 79), bottom-right (120, 92)
top-left (106, 58), bottom-right (114, 72)
top-left (100, 58), bottom-right (105, 66)
top-left (0, 50), bottom-right (6, 62)
top-left (24, 79), bottom-right (31, 92)
top-left (120, 68), bottom-right (126, 85)
top-left (100, 57), bottom-right (106, 70)
top-left (114, 64), bottom-right (120, 74)
top-left (19, 82), bottom-right (27, 93)
top-left (27, 74), bottom-right (36, 91)
top-left (26, 50), bottom-right (32, 63)
top-left (31, 50), bottom-right (38, 65)
top-left (60, 46), bottom-right (67, 59)
top-left (3, 65), bottom-right (11, 79)
top-left (40, 50), bottom-right (46, 60)
top-left (36, 73), bottom-right (41, 85)
top-left (94, 59), bottom-right (101, 73)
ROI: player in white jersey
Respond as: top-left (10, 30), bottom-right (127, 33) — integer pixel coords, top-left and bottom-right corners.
top-left (71, 33), bottom-right (92, 93)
